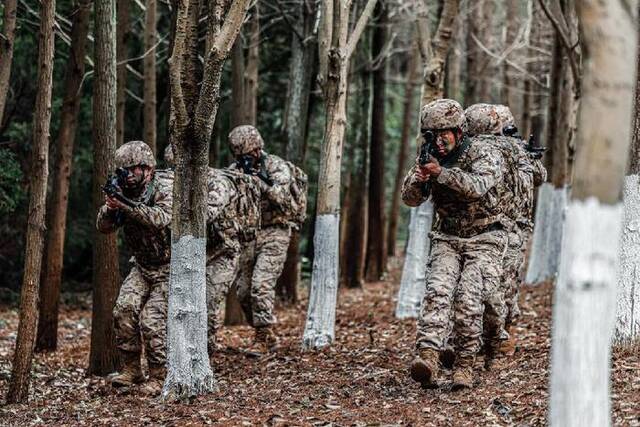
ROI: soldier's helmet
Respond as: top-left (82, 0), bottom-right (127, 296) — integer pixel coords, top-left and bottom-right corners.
top-left (465, 103), bottom-right (515, 136)
top-left (164, 144), bottom-right (175, 168)
top-left (420, 99), bottom-right (466, 131)
top-left (228, 125), bottom-right (264, 156)
top-left (115, 140), bottom-right (156, 169)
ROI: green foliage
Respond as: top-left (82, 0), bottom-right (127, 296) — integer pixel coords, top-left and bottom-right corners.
top-left (0, 148), bottom-right (25, 215)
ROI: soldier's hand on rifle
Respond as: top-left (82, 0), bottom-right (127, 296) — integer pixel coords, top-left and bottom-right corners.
top-left (105, 194), bottom-right (126, 211)
top-left (414, 157), bottom-right (442, 182)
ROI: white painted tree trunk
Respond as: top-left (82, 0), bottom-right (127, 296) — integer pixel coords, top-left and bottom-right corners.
top-left (615, 174), bottom-right (640, 345)
top-left (163, 235), bottom-right (214, 400)
top-left (525, 183), bottom-right (568, 284)
top-left (303, 214), bottom-right (340, 349)
top-left (550, 199), bottom-right (622, 427)
top-left (395, 202), bottom-right (434, 319)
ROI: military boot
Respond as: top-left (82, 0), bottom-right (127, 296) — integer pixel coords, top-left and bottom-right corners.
top-left (452, 356), bottom-right (475, 390)
top-left (498, 329), bottom-right (517, 357)
top-left (409, 348), bottom-right (440, 388)
top-left (253, 326), bottom-right (279, 351)
top-left (141, 363), bottom-right (166, 396)
top-left (110, 351), bottom-right (145, 387)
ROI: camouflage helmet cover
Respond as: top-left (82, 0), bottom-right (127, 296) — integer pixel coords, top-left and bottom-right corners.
top-left (115, 140), bottom-right (156, 169)
top-left (164, 144), bottom-right (175, 168)
top-left (228, 125), bottom-right (264, 156)
top-left (420, 99), bottom-right (466, 131)
top-left (465, 103), bottom-right (515, 136)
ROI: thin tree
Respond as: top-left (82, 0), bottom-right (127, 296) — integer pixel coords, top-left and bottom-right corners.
top-left (276, 0), bottom-right (319, 304)
top-left (144, 0), bottom-right (158, 153)
top-left (302, 0), bottom-right (377, 349)
top-left (163, 0), bottom-right (250, 400)
top-left (549, 1), bottom-right (637, 425)
top-left (0, 0), bottom-right (17, 126)
top-left (387, 45), bottom-right (419, 257)
top-left (36, 0), bottom-right (92, 352)
top-left (244, 3), bottom-right (259, 124)
top-left (615, 1), bottom-right (640, 347)
top-left (116, 0), bottom-right (130, 146)
top-left (395, 0), bottom-right (460, 319)
top-left (365, 0), bottom-right (388, 282)
top-left (88, 0), bottom-right (121, 376)
top-left (5, 0), bottom-right (56, 404)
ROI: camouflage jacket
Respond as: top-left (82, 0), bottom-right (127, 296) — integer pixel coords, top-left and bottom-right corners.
top-left (401, 136), bottom-right (513, 238)
top-left (206, 167), bottom-right (261, 257)
top-left (97, 170), bottom-right (174, 267)
top-left (230, 152), bottom-right (293, 228)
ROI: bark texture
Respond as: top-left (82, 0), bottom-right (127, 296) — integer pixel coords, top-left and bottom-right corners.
top-left (164, 0), bottom-right (250, 400)
top-left (88, 0), bottom-right (121, 377)
top-left (365, 1), bottom-right (388, 282)
top-left (550, 2), bottom-right (637, 426)
top-left (0, 0), bottom-right (17, 126)
top-left (37, 0), bottom-right (92, 352)
top-left (144, 0), bottom-right (158, 153)
top-left (6, 0), bottom-right (56, 404)
top-left (116, 0), bottom-right (130, 146)
top-left (303, 0), bottom-right (377, 349)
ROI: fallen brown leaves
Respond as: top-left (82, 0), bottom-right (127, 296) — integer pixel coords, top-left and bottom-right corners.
top-left (0, 259), bottom-right (639, 426)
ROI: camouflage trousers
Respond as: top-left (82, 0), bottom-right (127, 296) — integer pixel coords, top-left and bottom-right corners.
top-left (416, 230), bottom-right (508, 358)
top-left (235, 225), bottom-right (291, 327)
top-left (205, 247), bottom-right (241, 349)
top-left (500, 229), bottom-right (527, 327)
top-left (113, 263), bottom-right (169, 365)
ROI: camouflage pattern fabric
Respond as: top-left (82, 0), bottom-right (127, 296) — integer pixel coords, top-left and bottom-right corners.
top-left (115, 140), bottom-right (156, 168)
top-left (97, 170), bottom-right (174, 266)
top-left (235, 226), bottom-right (291, 327)
top-left (205, 249), bottom-right (240, 348)
top-left (113, 263), bottom-right (169, 365)
top-left (420, 99), bottom-right (466, 131)
top-left (228, 125), bottom-right (265, 156)
top-left (416, 231), bottom-right (508, 358)
top-left (402, 136), bottom-right (514, 238)
top-left (501, 230), bottom-right (526, 327)
top-left (97, 168), bottom-right (173, 365)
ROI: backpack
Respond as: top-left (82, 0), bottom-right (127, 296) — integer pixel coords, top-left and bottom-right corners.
top-left (210, 168), bottom-right (261, 243)
top-left (284, 161), bottom-right (308, 229)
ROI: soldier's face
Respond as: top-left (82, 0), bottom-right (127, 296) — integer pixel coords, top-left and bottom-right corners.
top-left (123, 165), bottom-right (151, 188)
top-left (434, 130), bottom-right (457, 156)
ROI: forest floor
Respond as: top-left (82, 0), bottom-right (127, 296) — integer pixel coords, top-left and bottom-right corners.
top-left (1, 257), bottom-right (639, 426)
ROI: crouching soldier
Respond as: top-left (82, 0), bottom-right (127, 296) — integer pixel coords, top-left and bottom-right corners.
top-left (228, 125), bottom-right (307, 351)
top-left (402, 99), bottom-right (512, 389)
top-left (97, 140), bottom-right (173, 395)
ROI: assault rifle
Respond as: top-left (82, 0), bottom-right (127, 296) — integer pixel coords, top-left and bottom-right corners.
top-left (236, 155), bottom-right (274, 187)
top-left (103, 167), bottom-right (138, 208)
top-left (502, 125), bottom-right (546, 159)
top-left (418, 129), bottom-right (439, 195)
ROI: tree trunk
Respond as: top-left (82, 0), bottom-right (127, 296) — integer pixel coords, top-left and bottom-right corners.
top-left (502, 0), bottom-right (517, 108)
top-left (88, 0), bottom-right (121, 377)
top-left (387, 46), bottom-right (418, 257)
top-left (465, 0), bottom-right (482, 105)
top-left (231, 38), bottom-right (245, 128)
top-left (5, 0), bottom-right (56, 404)
top-left (36, 0), bottom-right (92, 353)
top-left (163, 0), bottom-right (249, 400)
top-left (144, 0), bottom-right (158, 153)
top-left (341, 26), bottom-right (371, 289)
top-left (617, 5), bottom-right (640, 346)
top-left (244, 4), bottom-right (258, 125)
top-left (550, 2), bottom-right (637, 425)
top-left (116, 0), bottom-right (130, 147)
top-left (0, 0), bottom-right (17, 127)
top-left (275, 0), bottom-right (319, 304)
top-left (396, 0), bottom-right (460, 318)
top-left (302, 0), bottom-right (377, 349)
top-left (365, 1), bottom-right (387, 282)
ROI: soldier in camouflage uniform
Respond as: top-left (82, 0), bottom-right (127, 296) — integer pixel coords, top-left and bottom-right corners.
top-left (466, 104), bottom-right (547, 358)
top-left (227, 125), bottom-right (296, 350)
top-left (402, 99), bottom-right (512, 389)
top-left (97, 140), bottom-right (173, 394)
top-left (163, 143), bottom-right (261, 353)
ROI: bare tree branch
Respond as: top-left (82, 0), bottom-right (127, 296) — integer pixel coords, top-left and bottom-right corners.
top-left (345, 0), bottom-right (377, 59)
